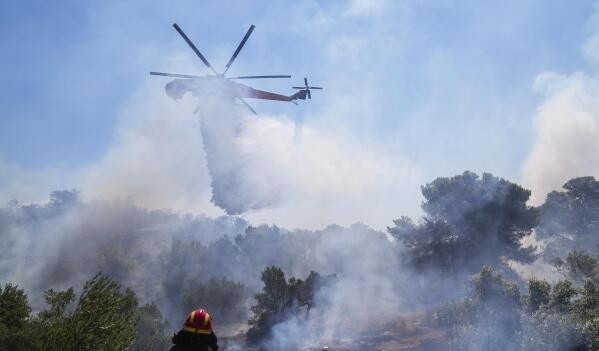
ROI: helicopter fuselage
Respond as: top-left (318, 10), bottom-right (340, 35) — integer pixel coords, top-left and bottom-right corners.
top-left (165, 77), bottom-right (304, 102)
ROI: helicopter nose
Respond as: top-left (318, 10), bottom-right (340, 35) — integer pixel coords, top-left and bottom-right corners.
top-left (165, 81), bottom-right (185, 100)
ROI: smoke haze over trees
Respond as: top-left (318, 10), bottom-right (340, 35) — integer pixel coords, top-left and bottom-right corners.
top-left (2, 171), bottom-right (599, 349)
top-left (536, 176), bottom-right (599, 260)
top-left (4, 2), bottom-right (599, 349)
top-left (436, 265), bottom-right (599, 350)
top-left (0, 187), bottom-right (398, 336)
top-left (388, 172), bottom-right (539, 277)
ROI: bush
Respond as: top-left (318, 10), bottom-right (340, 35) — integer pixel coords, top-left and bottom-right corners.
top-left (246, 267), bottom-right (330, 345)
top-left (38, 273), bottom-right (139, 351)
top-left (0, 274), bottom-right (140, 351)
top-left (441, 264), bottom-right (599, 350)
top-left (450, 267), bottom-right (521, 351)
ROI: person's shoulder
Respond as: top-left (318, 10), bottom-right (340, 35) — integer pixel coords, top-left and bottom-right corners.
top-left (169, 345), bottom-right (190, 351)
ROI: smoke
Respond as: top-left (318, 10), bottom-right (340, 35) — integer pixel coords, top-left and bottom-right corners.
top-left (0, 193), bottom-right (247, 313)
top-left (0, 192), bottom-right (410, 342)
top-left (522, 72), bottom-right (599, 204)
top-left (120, 76), bottom-right (420, 228)
top-left (79, 82), bottom-right (221, 217)
top-left (522, 16), bottom-right (599, 204)
top-left (0, 66), bottom-right (418, 230)
top-left (239, 223), bottom-right (405, 350)
top-left (204, 101), bottom-right (419, 221)
top-left (0, 48), bottom-right (423, 344)
top-left (2, 74), bottom-right (592, 349)
top-left (195, 95), bottom-right (284, 214)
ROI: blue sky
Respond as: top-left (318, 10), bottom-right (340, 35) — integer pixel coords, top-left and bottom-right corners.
top-left (2, 0), bottom-right (599, 228)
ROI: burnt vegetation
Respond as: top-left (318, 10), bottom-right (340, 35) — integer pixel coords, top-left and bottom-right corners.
top-left (1, 172), bottom-right (599, 349)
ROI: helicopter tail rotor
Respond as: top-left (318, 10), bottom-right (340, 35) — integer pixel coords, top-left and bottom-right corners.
top-left (292, 77), bottom-right (322, 99)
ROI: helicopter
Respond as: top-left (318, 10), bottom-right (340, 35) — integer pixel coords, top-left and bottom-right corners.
top-left (150, 23), bottom-right (322, 114)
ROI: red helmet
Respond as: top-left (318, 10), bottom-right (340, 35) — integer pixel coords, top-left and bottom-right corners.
top-left (183, 308), bottom-right (213, 335)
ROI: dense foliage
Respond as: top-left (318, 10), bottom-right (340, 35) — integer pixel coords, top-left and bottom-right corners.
top-left (0, 284), bottom-right (34, 351)
top-left (552, 249), bottom-right (599, 284)
top-left (0, 274), bottom-right (138, 351)
top-left (131, 302), bottom-right (171, 351)
top-left (437, 266), bottom-right (522, 350)
top-left (389, 171), bottom-right (538, 275)
top-left (437, 265), bottom-right (599, 350)
top-left (537, 176), bottom-right (599, 260)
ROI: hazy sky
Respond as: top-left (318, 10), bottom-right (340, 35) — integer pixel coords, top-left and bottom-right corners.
top-left (2, 0), bottom-right (599, 229)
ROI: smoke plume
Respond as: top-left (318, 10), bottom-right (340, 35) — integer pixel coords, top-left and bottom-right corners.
top-left (522, 21), bottom-right (599, 204)
top-left (195, 95), bottom-right (284, 214)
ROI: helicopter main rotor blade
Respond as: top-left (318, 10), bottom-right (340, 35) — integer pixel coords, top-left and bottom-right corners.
top-left (150, 71), bottom-right (203, 79)
top-left (223, 25), bottom-right (255, 76)
top-left (230, 75), bottom-right (291, 79)
top-left (309, 87), bottom-right (323, 89)
top-left (237, 96), bottom-right (257, 115)
top-left (172, 23), bottom-right (219, 75)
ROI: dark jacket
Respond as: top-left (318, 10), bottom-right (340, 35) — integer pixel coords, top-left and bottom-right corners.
top-left (169, 330), bottom-right (219, 351)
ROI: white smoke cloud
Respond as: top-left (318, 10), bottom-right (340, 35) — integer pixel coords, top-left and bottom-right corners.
top-left (49, 67), bottom-right (419, 230)
top-left (522, 72), bottom-right (599, 203)
top-left (240, 114), bottom-right (421, 229)
top-left (0, 0), bottom-right (428, 231)
top-left (522, 19), bottom-right (599, 204)
top-left (1, 69), bottom-right (421, 233)
top-left (252, 223), bottom-right (403, 350)
top-left (79, 82), bottom-right (222, 217)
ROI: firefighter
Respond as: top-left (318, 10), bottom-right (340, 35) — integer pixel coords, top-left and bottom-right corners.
top-left (169, 308), bottom-right (219, 351)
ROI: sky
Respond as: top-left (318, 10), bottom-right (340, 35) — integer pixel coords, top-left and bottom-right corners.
top-left (2, 0), bottom-right (599, 230)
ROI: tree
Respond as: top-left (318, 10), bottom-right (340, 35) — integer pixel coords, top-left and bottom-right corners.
top-left (437, 266), bottom-right (522, 351)
top-left (437, 262), bottom-right (599, 350)
top-left (523, 278), bottom-right (550, 313)
top-left (36, 288), bottom-right (76, 350)
top-left (131, 302), bottom-right (170, 351)
top-left (246, 267), bottom-right (329, 346)
top-left (0, 284), bottom-right (36, 351)
top-left (37, 273), bottom-right (138, 351)
top-left (389, 171), bottom-right (538, 275)
top-left (537, 176), bottom-right (599, 259)
top-left (0, 274), bottom-right (141, 351)
top-left (294, 271), bottom-right (329, 316)
top-left (552, 250), bottom-right (599, 284)
top-left (247, 266), bottom-right (291, 344)
top-left (49, 190), bottom-right (79, 208)
top-left (521, 279), bottom-right (586, 351)
top-left (574, 280), bottom-right (599, 349)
